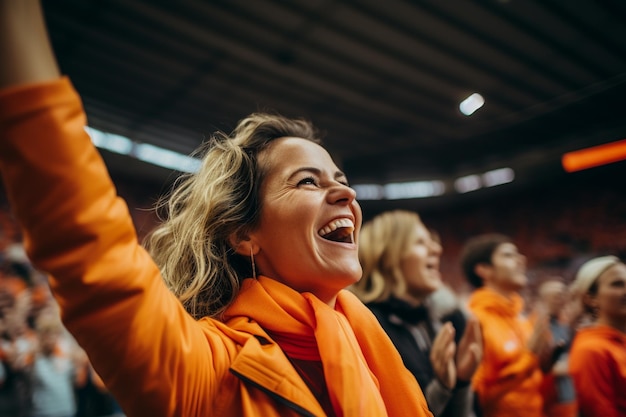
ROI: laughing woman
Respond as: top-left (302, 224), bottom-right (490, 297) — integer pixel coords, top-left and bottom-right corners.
top-left (0, 2), bottom-right (432, 416)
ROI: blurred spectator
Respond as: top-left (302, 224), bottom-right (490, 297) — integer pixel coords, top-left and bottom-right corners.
top-left (0, 266), bottom-right (37, 417)
top-left (568, 256), bottom-right (626, 417)
top-left (352, 210), bottom-right (482, 417)
top-left (535, 279), bottom-right (577, 417)
top-left (0, 241), bottom-right (125, 417)
top-left (30, 313), bottom-right (83, 417)
top-left (460, 233), bottom-right (554, 417)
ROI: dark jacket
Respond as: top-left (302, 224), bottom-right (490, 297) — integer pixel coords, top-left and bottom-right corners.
top-left (368, 296), bottom-right (473, 417)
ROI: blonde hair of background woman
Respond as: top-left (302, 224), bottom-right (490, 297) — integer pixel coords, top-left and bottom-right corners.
top-left (351, 210), bottom-right (423, 303)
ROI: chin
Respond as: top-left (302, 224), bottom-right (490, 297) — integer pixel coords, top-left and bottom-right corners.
top-left (515, 276), bottom-right (528, 287)
top-left (327, 268), bottom-right (361, 288)
top-left (343, 269), bottom-right (363, 286)
top-left (344, 263), bottom-right (363, 280)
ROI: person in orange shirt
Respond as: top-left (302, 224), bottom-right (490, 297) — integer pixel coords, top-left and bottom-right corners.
top-left (0, 2), bottom-right (432, 417)
top-left (568, 256), bottom-right (626, 417)
top-left (460, 234), bottom-right (554, 417)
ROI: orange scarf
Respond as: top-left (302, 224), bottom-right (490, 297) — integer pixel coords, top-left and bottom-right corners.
top-left (225, 276), bottom-right (432, 417)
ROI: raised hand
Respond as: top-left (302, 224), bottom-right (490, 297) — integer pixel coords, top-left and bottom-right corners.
top-left (0, 0), bottom-right (60, 88)
top-left (455, 316), bottom-right (483, 382)
top-left (527, 308), bottom-right (555, 373)
top-left (430, 321), bottom-right (457, 389)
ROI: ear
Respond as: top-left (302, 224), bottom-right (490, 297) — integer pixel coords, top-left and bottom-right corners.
top-left (582, 292), bottom-right (597, 311)
top-left (228, 231), bottom-right (259, 257)
top-left (474, 263), bottom-right (492, 284)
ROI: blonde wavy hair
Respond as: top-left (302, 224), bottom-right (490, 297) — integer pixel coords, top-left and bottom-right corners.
top-left (144, 113), bottom-right (321, 319)
top-left (351, 210), bottom-right (423, 303)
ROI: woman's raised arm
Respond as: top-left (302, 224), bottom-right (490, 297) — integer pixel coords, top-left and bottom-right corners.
top-left (0, 0), bottom-right (60, 88)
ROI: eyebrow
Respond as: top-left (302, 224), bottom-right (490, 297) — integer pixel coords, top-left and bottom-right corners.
top-left (288, 167), bottom-right (347, 181)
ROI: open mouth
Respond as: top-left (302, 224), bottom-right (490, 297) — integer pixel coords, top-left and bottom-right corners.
top-left (425, 257), bottom-right (439, 271)
top-left (318, 218), bottom-right (355, 244)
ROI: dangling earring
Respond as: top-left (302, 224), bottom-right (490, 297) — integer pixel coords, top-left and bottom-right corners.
top-left (250, 248), bottom-right (257, 279)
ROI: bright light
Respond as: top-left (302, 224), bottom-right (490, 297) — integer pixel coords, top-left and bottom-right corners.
top-left (482, 167), bottom-right (515, 187)
top-left (454, 174), bottom-right (482, 193)
top-left (353, 184), bottom-right (385, 200)
top-left (384, 181), bottom-right (446, 200)
top-left (353, 181), bottom-right (445, 200)
top-left (85, 126), bottom-right (201, 173)
top-left (86, 127), bottom-right (133, 155)
top-left (135, 143), bottom-right (201, 173)
top-left (454, 168), bottom-right (514, 194)
top-left (459, 93), bottom-right (485, 116)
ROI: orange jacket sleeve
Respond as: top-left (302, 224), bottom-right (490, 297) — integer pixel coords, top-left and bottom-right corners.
top-left (0, 78), bottom-right (229, 416)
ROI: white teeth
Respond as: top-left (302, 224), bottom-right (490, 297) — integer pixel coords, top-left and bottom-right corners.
top-left (318, 218), bottom-right (355, 237)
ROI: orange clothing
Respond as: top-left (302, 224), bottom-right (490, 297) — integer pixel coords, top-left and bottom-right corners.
top-left (0, 78), bottom-right (432, 417)
top-left (569, 325), bottom-right (626, 417)
top-left (539, 373), bottom-right (577, 417)
top-left (467, 288), bottom-right (544, 417)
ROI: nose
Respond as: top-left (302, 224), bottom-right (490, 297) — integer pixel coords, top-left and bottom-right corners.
top-left (327, 182), bottom-right (357, 205)
top-left (430, 239), bottom-right (443, 256)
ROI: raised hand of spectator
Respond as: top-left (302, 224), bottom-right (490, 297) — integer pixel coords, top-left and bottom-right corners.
top-left (429, 321), bottom-right (456, 389)
top-left (455, 315), bottom-right (482, 382)
top-left (527, 309), bottom-right (555, 373)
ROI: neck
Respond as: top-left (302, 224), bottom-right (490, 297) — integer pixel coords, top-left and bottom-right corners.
top-left (485, 283), bottom-right (518, 300)
top-left (311, 287), bottom-right (338, 308)
top-left (397, 292), bottom-right (427, 307)
top-left (596, 316), bottom-right (626, 334)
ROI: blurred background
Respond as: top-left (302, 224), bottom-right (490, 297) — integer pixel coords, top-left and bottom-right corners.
top-left (2, 0), bottom-right (626, 292)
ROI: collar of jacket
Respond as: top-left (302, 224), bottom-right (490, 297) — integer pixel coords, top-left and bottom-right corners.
top-left (468, 287), bottom-right (524, 317)
top-left (369, 297), bottom-right (430, 325)
top-left (224, 316), bottom-right (326, 417)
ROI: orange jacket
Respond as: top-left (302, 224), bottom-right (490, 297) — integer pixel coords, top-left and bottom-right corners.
top-left (569, 325), bottom-right (626, 417)
top-left (0, 78), bottom-right (432, 417)
top-left (467, 288), bottom-right (544, 417)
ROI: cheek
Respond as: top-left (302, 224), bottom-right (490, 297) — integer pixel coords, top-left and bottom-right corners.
top-left (402, 250), bottom-right (427, 273)
top-left (412, 248), bottom-right (428, 263)
top-left (600, 289), bottom-right (622, 303)
top-left (504, 261), bottom-right (521, 275)
top-left (352, 200), bottom-right (363, 227)
top-left (255, 209), bottom-right (300, 253)
top-left (260, 195), bottom-right (310, 229)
